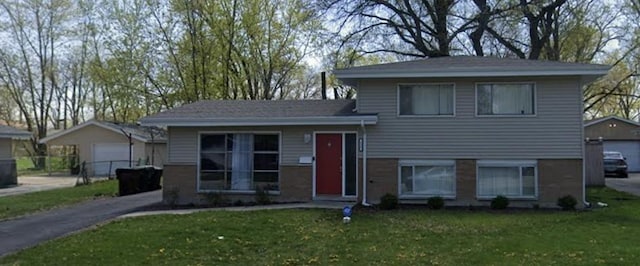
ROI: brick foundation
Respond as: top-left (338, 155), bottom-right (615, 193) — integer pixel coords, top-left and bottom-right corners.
top-left (279, 165), bottom-right (312, 202)
top-left (162, 164), bottom-right (313, 205)
top-left (365, 158), bottom-right (398, 204)
top-left (538, 159), bottom-right (584, 208)
top-left (455, 159), bottom-right (477, 206)
top-left (163, 158), bottom-right (584, 208)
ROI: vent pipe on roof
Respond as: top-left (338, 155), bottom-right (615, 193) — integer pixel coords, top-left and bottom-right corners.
top-left (321, 72), bottom-right (327, 100)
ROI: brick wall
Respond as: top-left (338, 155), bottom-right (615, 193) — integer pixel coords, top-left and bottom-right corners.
top-left (365, 158), bottom-right (398, 204)
top-left (279, 165), bottom-right (312, 202)
top-left (538, 159), bottom-right (583, 208)
top-left (162, 164), bottom-right (199, 205)
top-left (162, 164), bottom-right (313, 205)
top-left (455, 159), bottom-right (477, 205)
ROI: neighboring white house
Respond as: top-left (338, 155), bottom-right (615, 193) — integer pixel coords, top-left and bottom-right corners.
top-left (0, 125), bottom-right (32, 186)
top-left (39, 120), bottom-right (167, 176)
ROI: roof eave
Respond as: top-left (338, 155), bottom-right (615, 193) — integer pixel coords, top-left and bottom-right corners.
top-left (584, 116), bottom-right (640, 127)
top-left (139, 116), bottom-right (379, 127)
top-left (0, 133), bottom-right (32, 139)
top-left (335, 69), bottom-right (610, 79)
top-left (39, 120), bottom-right (150, 144)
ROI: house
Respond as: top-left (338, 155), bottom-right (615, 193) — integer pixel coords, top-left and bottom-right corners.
top-left (39, 120), bottom-right (167, 176)
top-left (0, 125), bottom-right (32, 186)
top-left (584, 116), bottom-right (640, 172)
top-left (140, 56), bottom-right (610, 208)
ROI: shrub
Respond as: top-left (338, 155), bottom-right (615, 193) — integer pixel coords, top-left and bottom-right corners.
top-left (557, 195), bottom-right (577, 210)
top-left (378, 193), bottom-right (398, 210)
top-left (205, 192), bottom-right (230, 207)
top-left (255, 186), bottom-right (271, 205)
top-left (166, 187), bottom-right (180, 207)
top-left (427, 196), bottom-right (445, 209)
top-left (490, 195), bottom-right (509, 210)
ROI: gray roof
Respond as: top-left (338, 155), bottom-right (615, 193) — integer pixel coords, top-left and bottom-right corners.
top-left (0, 125), bottom-right (32, 139)
top-left (140, 99), bottom-right (378, 126)
top-left (96, 121), bottom-right (167, 143)
top-left (334, 56), bottom-right (611, 85)
top-left (584, 116), bottom-right (640, 127)
top-left (39, 120), bottom-right (166, 144)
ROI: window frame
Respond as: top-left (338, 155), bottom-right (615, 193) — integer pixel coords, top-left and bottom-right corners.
top-left (476, 160), bottom-right (538, 200)
top-left (475, 82), bottom-right (537, 117)
top-left (397, 159), bottom-right (456, 199)
top-left (397, 83), bottom-right (456, 117)
top-left (197, 131), bottom-right (282, 194)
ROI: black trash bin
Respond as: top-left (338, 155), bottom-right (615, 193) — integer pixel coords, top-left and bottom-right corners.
top-left (116, 166), bottom-right (162, 196)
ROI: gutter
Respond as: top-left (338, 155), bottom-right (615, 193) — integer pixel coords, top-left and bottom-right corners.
top-left (360, 120), bottom-right (371, 207)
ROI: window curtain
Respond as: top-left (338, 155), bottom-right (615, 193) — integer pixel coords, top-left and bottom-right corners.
top-left (493, 85), bottom-right (532, 114)
top-left (478, 167), bottom-right (519, 196)
top-left (401, 165), bottom-right (454, 196)
top-left (412, 86), bottom-right (440, 114)
top-left (410, 85), bottom-right (453, 115)
top-left (438, 86), bottom-right (454, 114)
top-left (231, 134), bottom-right (253, 190)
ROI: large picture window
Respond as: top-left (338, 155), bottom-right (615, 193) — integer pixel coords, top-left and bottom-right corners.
top-left (399, 160), bottom-right (455, 197)
top-left (477, 161), bottom-right (536, 198)
top-left (399, 84), bottom-right (454, 116)
top-left (477, 83), bottom-right (535, 115)
top-left (199, 133), bottom-right (279, 191)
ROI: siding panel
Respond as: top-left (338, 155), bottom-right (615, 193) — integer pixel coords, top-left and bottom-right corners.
top-left (0, 138), bottom-right (11, 159)
top-left (357, 77), bottom-right (583, 159)
top-left (168, 125), bottom-right (358, 165)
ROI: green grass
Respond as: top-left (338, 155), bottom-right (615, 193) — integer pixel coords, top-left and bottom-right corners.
top-left (1, 187), bottom-right (639, 265)
top-left (16, 156), bottom-right (69, 176)
top-left (0, 181), bottom-right (117, 221)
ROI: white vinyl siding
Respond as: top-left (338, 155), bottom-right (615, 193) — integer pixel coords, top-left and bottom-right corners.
top-left (399, 160), bottom-right (455, 198)
top-left (398, 84), bottom-right (454, 116)
top-left (476, 160), bottom-right (537, 199)
top-left (356, 77), bottom-right (583, 159)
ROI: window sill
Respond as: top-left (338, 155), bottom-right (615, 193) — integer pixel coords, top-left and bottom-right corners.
top-left (198, 190), bottom-right (281, 195)
top-left (476, 196), bottom-right (537, 201)
top-left (475, 114), bottom-right (537, 118)
top-left (399, 195), bottom-right (456, 200)
top-left (397, 114), bottom-right (455, 118)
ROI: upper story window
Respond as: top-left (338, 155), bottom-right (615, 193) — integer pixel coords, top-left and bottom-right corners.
top-left (398, 84), bottom-right (454, 116)
top-left (477, 83), bottom-right (535, 115)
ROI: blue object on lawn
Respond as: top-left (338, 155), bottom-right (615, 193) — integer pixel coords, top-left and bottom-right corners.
top-left (343, 206), bottom-right (352, 217)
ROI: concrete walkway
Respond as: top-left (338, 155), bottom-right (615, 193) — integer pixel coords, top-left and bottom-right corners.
top-left (0, 190), bottom-right (161, 257)
top-left (606, 173), bottom-right (640, 196)
top-left (120, 202), bottom-right (347, 219)
top-left (0, 175), bottom-right (77, 197)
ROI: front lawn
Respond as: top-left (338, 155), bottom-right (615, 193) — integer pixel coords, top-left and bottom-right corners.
top-left (0, 180), bottom-right (117, 221)
top-left (2, 187), bottom-right (639, 265)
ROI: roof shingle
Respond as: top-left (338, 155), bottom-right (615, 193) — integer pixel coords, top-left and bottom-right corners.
top-left (143, 99), bottom-right (358, 120)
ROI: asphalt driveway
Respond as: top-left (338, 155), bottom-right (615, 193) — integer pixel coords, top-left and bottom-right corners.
top-left (0, 190), bottom-right (161, 257)
top-left (606, 173), bottom-right (640, 196)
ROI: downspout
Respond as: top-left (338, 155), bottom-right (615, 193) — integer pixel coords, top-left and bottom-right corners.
top-left (360, 120), bottom-right (371, 206)
top-left (582, 138), bottom-right (589, 208)
top-left (580, 79), bottom-right (590, 208)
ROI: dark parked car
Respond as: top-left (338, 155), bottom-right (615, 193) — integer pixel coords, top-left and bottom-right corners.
top-left (604, 151), bottom-right (628, 178)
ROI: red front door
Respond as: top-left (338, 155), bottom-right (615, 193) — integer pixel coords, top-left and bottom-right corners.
top-left (316, 134), bottom-right (342, 195)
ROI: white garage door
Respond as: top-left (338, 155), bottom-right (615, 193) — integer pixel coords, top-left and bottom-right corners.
top-left (93, 143), bottom-right (131, 176)
top-left (604, 141), bottom-right (640, 172)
